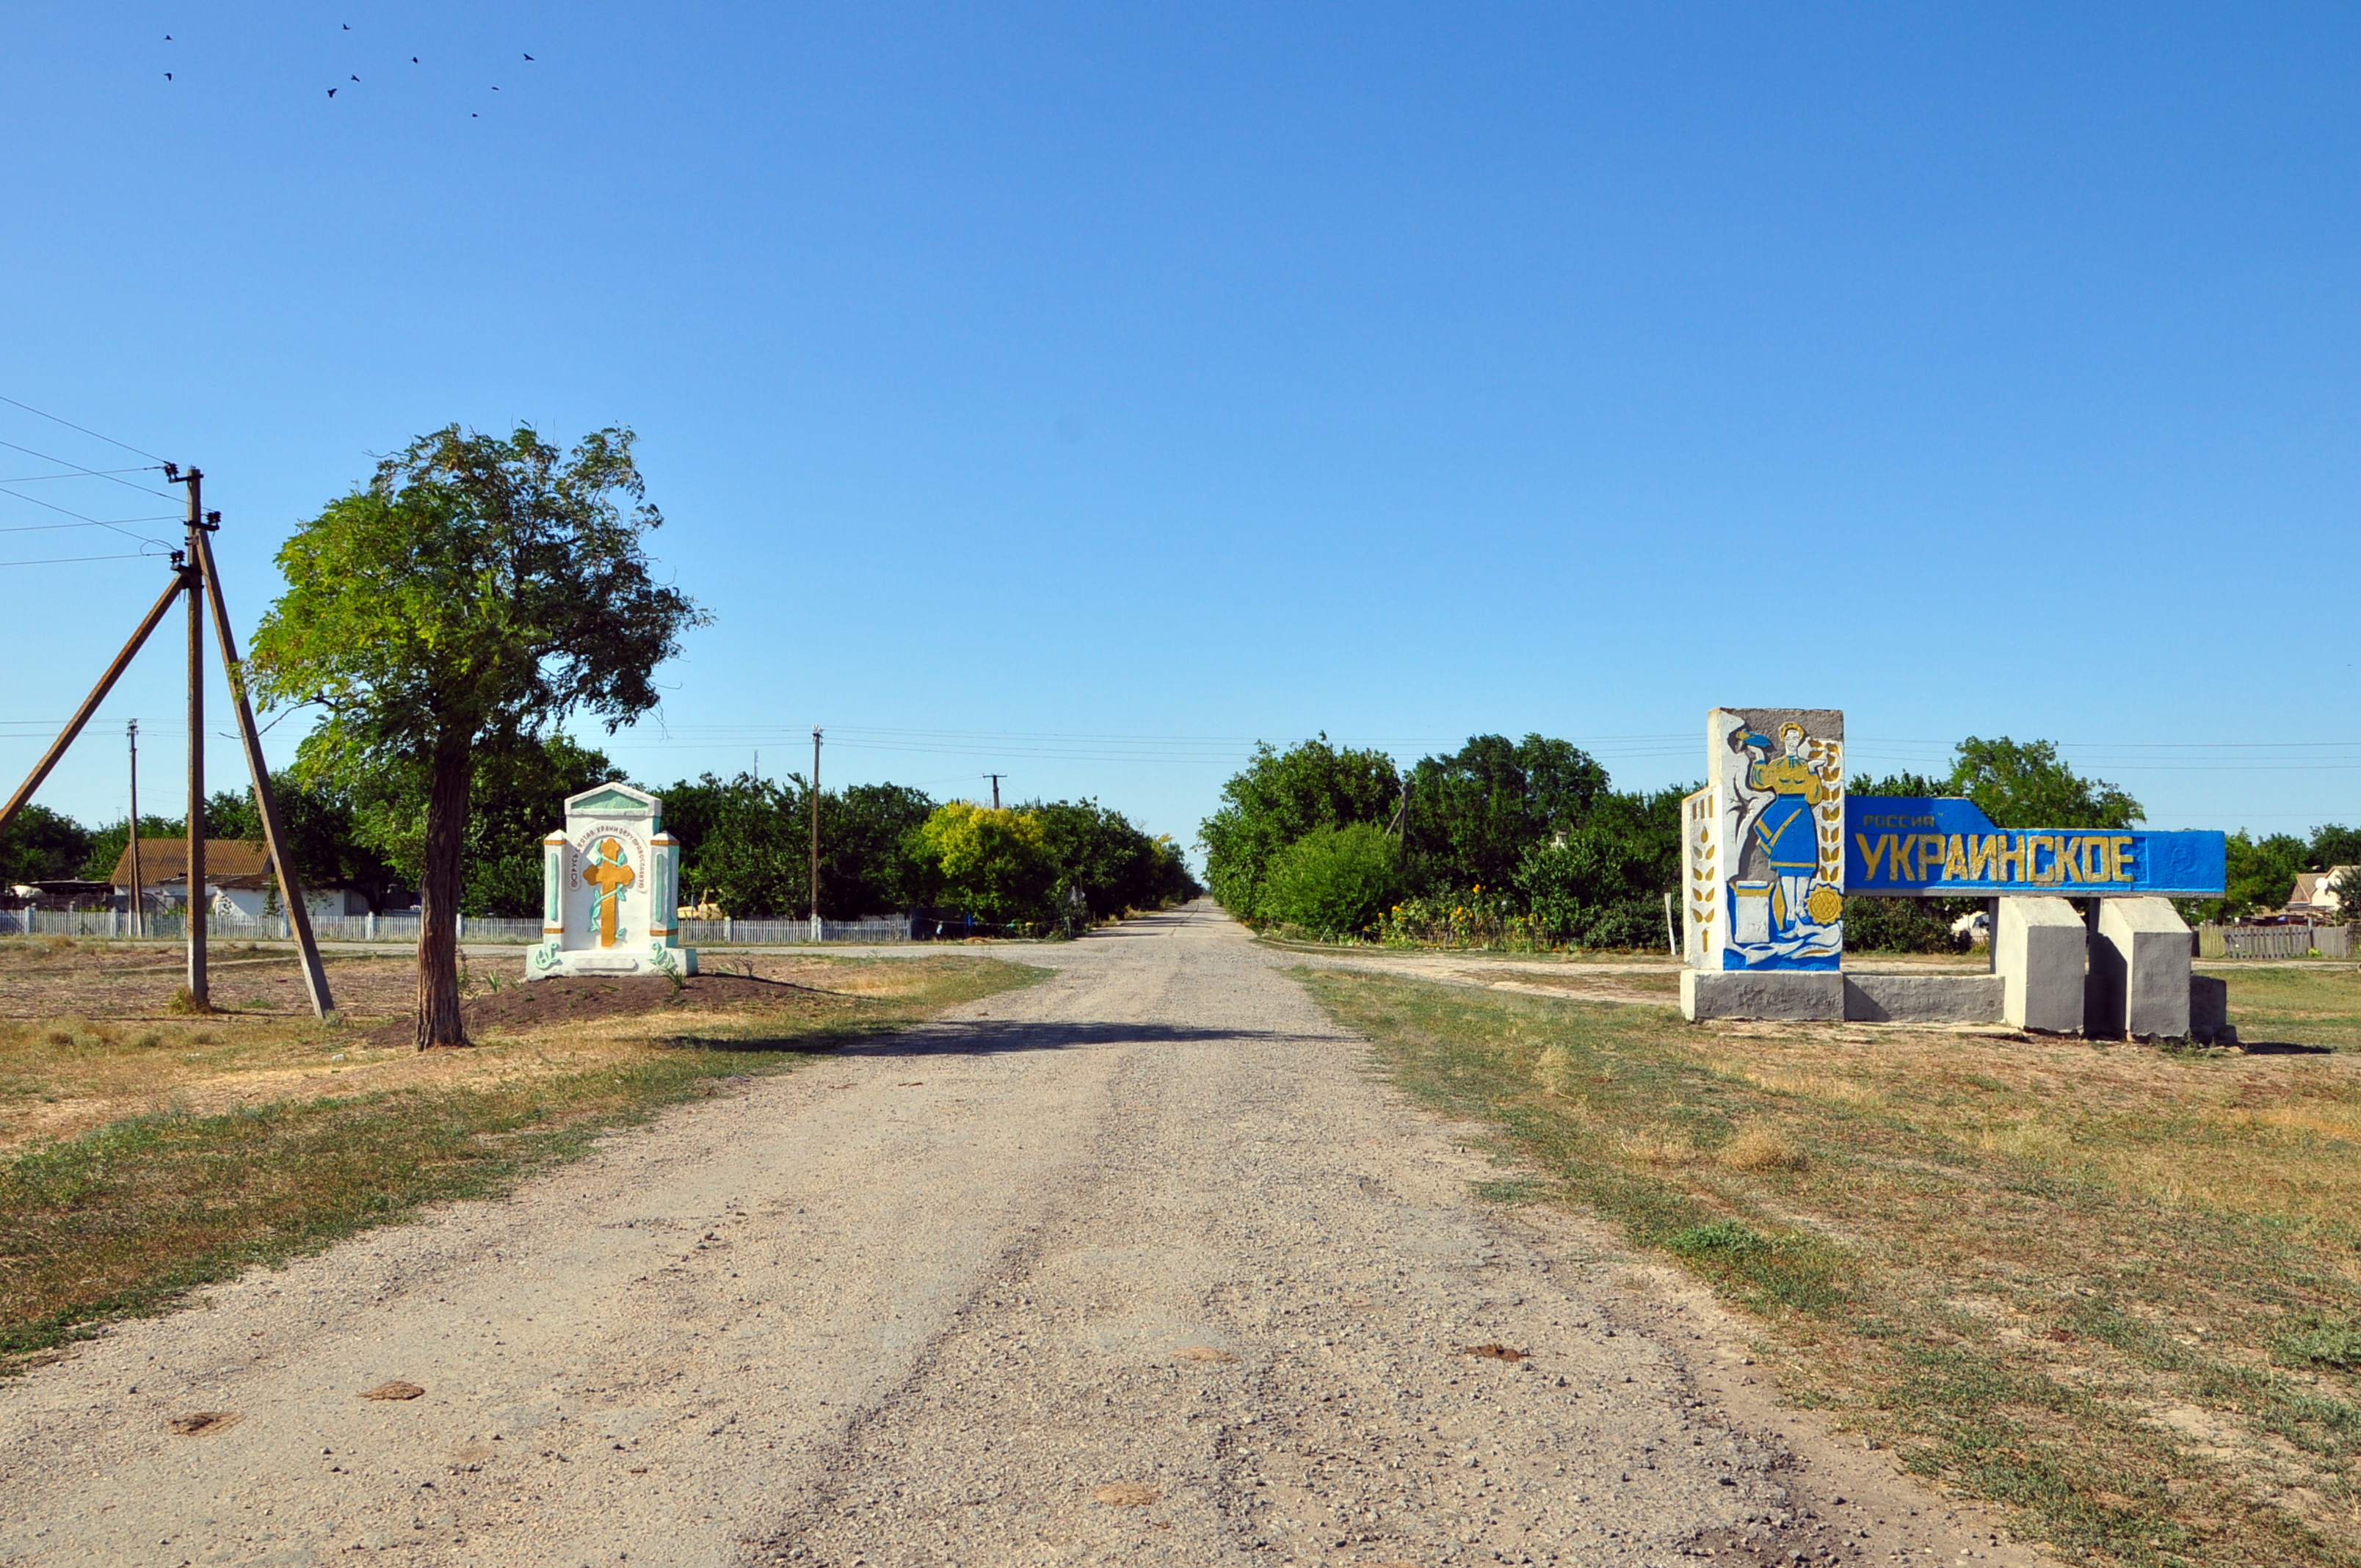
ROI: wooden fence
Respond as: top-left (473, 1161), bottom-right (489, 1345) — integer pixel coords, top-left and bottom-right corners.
top-left (2198, 923), bottom-right (2354, 959)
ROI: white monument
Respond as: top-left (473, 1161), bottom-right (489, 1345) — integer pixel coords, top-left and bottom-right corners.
top-left (526, 782), bottom-right (697, 981)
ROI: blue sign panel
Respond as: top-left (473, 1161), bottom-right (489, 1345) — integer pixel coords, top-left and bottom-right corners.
top-left (1843, 799), bottom-right (2225, 898)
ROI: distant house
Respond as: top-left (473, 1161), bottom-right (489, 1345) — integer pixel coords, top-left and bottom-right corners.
top-left (2291, 867), bottom-right (2357, 921)
top-left (109, 839), bottom-right (374, 925)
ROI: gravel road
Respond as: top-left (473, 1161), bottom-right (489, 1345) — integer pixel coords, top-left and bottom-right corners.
top-left (1, 904), bottom-right (2040, 1568)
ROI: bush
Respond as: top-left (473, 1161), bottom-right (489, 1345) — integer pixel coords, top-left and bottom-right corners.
top-left (1575, 896), bottom-right (1673, 951)
top-left (1262, 823), bottom-right (1403, 937)
top-left (1842, 896), bottom-right (1972, 954)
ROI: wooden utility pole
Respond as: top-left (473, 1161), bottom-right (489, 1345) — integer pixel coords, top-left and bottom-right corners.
top-left (178, 467), bottom-right (208, 1009)
top-left (0, 476), bottom-right (338, 1020)
top-left (985, 773), bottom-right (1005, 810)
top-left (810, 727), bottom-right (822, 929)
top-left (192, 526), bottom-right (335, 1017)
top-left (126, 720), bottom-right (142, 939)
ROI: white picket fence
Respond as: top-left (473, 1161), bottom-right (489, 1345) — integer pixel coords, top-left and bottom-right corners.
top-left (0, 908), bottom-right (913, 945)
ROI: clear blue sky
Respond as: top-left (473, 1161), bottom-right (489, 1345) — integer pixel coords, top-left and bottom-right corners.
top-left (4, 3), bottom-right (2356, 861)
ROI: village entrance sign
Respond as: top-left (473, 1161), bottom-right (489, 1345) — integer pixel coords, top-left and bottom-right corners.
top-left (1680, 708), bottom-right (2228, 1039)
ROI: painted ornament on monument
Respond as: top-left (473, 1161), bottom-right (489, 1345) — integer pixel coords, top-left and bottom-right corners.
top-left (526, 782), bottom-right (697, 981)
top-left (1682, 708), bottom-right (1846, 971)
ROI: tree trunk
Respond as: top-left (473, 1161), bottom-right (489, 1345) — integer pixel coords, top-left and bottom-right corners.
top-left (416, 733), bottom-right (472, 1049)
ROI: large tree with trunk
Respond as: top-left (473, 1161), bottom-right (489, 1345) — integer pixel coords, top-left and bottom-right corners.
top-left (249, 425), bottom-right (703, 1048)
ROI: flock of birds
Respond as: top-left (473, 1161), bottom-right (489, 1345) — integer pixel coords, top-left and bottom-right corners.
top-left (161, 23), bottom-right (534, 116)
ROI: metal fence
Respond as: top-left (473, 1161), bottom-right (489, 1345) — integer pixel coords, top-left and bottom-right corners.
top-left (2199, 923), bottom-right (2354, 959)
top-left (682, 917), bottom-right (912, 945)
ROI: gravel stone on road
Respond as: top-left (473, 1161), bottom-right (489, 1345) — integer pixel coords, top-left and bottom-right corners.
top-left (0, 904), bottom-right (2044, 1567)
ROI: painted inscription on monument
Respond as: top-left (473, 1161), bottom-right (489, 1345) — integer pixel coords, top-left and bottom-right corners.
top-left (1844, 798), bottom-right (2226, 897)
top-left (1683, 708), bottom-right (1845, 972)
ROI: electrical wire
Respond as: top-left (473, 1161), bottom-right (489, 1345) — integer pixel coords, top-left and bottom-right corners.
top-left (0, 486), bottom-right (178, 549)
top-left (0, 551), bottom-right (170, 567)
top-left (0, 466), bottom-right (158, 484)
top-left (0, 392), bottom-right (167, 463)
top-left (0, 439), bottom-right (178, 501)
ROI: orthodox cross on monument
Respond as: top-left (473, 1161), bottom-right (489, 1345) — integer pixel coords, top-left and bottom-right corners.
top-left (582, 838), bottom-right (637, 948)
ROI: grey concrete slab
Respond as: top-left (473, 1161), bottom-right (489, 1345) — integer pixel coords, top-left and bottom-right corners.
top-left (1681, 968), bottom-right (1843, 1021)
top-left (1841, 973), bottom-right (2004, 1024)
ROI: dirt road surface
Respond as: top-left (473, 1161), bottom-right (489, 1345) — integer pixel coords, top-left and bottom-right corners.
top-left (1, 905), bottom-right (2036, 1567)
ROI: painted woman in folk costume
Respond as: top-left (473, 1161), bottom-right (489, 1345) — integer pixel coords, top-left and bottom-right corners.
top-left (1742, 722), bottom-right (1831, 938)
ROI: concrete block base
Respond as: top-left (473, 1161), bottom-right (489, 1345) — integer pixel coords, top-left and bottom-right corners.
top-left (1683, 968), bottom-right (1843, 1022)
top-left (2090, 897), bottom-right (2192, 1039)
top-left (1842, 973), bottom-right (2005, 1024)
top-left (1997, 896), bottom-right (2087, 1033)
top-left (2189, 975), bottom-right (2234, 1045)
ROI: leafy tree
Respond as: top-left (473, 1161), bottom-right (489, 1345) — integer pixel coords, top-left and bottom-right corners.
top-left (666, 773), bottom-right (807, 918)
top-left (821, 783), bottom-right (940, 915)
top-left (2220, 831), bottom-right (2309, 918)
top-left (2309, 824), bottom-right (2361, 871)
top-left (1200, 737), bottom-right (1401, 919)
top-left (1404, 734), bottom-right (1610, 897)
top-left (1512, 785), bottom-right (1686, 944)
top-left (0, 805), bottom-right (97, 885)
top-left (249, 424), bottom-right (703, 1047)
top-left (1024, 798), bottom-right (1200, 927)
top-left (1945, 738), bottom-right (2141, 830)
top-left (1263, 823), bottom-right (1401, 935)
top-left (910, 802), bottom-right (1054, 925)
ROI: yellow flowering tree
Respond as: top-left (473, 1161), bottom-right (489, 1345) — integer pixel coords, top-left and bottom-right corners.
top-left (911, 802), bottom-right (1055, 924)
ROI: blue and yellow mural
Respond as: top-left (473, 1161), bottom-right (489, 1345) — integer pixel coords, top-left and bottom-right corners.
top-left (1684, 708), bottom-right (1846, 972)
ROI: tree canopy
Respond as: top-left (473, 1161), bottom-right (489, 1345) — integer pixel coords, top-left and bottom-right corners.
top-left (249, 424), bottom-right (703, 1046)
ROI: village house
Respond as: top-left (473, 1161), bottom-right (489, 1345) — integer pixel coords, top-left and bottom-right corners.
top-left (2290, 867), bottom-right (2357, 922)
top-left (108, 839), bottom-right (377, 927)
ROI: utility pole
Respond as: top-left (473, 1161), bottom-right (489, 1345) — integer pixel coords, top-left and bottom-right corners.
top-left (809, 727), bottom-right (822, 934)
top-left (126, 720), bottom-right (142, 939)
top-left (985, 773), bottom-right (1005, 810)
top-left (176, 467), bottom-right (208, 1010)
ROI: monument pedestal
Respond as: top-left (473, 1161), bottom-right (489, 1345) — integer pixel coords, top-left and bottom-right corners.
top-left (1682, 969), bottom-right (1843, 1022)
top-left (2089, 896), bottom-right (2191, 1039)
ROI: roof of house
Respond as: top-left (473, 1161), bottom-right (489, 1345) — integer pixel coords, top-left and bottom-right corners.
top-left (110, 838), bottom-right (270, 888)
top-left (2293, 871), bottom-right (2328, 904)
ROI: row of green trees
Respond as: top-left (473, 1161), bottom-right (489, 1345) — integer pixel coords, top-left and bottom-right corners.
top-left (1200, 732), bottom-right (2360, 951)
top-left (1199, 734), bottom-right (1685, 946)
top-left (0, 733), bottom-right (1197, 930)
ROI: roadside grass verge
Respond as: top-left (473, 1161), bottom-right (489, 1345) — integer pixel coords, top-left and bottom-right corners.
top-left (0, 955), bottom-right (1040, 1372)
top-left (2213, 963), bottom-right (2361, 1052)
top-left (1302, 966), bottom-right (2361, 1568)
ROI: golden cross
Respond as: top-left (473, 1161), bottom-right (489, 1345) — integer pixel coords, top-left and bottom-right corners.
top-left (583, 838), bottom-right (637, 948)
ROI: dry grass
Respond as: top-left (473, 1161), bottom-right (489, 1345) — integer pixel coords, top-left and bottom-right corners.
top-left (0, 948), bottom-right (1042, 1370)
top-left (1304, 962), bottom-right (2361, 1568)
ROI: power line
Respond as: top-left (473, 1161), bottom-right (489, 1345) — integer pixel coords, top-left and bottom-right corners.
top-left (0, 391), bottom-right (167, 463)
top-left (0, 485), bottom-right (178, 548)
top-left (0, 551), bottom-right (170, 567)
top-left (0, 440), bottom-right (176, 501)
top-left (0, 465), bottom-right (159, 484)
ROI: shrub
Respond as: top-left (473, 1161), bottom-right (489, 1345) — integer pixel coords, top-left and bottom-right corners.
top-left (1262, 823), bottom-right (1403, 937)
top-left (1842, 896), bottom-right (1971, 954)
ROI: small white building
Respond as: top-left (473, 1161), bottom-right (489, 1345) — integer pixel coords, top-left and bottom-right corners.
top-left (110, 838), bottom-right (371, 926)
top-left (2291, 867), bottom-right (2357, 921)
